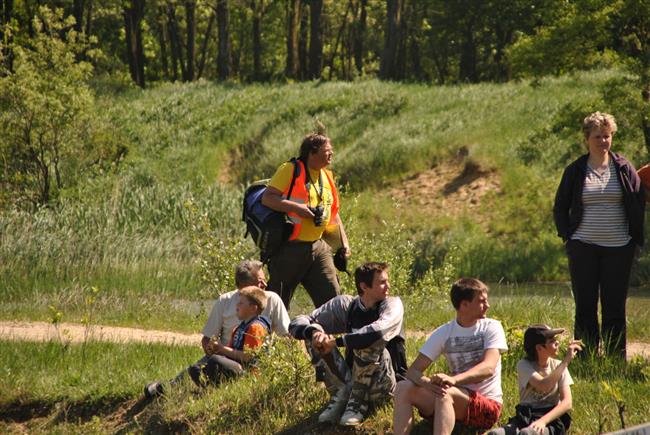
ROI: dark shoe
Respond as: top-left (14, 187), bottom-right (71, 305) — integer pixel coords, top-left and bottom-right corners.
top-left (144, 381), bottom-right (164, 398)
top-left (188, 364), bottom-right (208, 387)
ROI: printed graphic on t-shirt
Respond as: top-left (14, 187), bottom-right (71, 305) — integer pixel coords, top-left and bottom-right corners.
top-left (445, 335), bottom-right (485, 375)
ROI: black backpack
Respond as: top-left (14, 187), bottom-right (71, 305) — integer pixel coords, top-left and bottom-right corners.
top-left (242, 158), bottom-right (301, 263)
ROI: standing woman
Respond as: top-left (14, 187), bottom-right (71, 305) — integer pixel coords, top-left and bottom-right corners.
top-left (553, 112), bottom-right (645, 358)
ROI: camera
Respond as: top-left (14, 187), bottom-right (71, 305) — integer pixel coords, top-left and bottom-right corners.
top-left (309, 205), bottom-right (324, 226)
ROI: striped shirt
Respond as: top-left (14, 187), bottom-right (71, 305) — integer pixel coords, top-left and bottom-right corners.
top-left (571, 161), bottom-right (631, 247)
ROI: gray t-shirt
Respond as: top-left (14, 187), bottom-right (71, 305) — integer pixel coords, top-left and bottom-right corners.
top-left (517, 358), bottom-right (573, 407)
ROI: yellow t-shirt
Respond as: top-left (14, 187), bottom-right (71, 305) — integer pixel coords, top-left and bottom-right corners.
top-left (268, 162), bottom-right (336, 241)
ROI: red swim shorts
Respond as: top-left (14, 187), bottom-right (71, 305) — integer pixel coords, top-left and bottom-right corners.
top-left (463, 390), bottom-right (502, 429)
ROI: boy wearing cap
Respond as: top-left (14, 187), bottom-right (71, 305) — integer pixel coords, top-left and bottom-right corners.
top-left (393, 278), bottom-right (508, 435)
top-left (487, 324), bottom-right (582, 435)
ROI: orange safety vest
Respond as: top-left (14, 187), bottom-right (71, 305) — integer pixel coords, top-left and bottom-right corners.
top-left (282, 159), bottom-right (339, 241)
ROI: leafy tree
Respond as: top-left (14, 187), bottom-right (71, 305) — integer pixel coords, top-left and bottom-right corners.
top-left (0, 7), bottom-right (96, 208)
top-left (612, 0), bottom-right (650, 154)
top-left (507, 0), bottom-right (617, 77)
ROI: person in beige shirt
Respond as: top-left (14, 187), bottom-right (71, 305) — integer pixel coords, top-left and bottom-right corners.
top-left (487, 324), bottom-right (582, 435)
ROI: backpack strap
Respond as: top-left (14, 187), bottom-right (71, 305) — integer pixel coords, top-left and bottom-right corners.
top-left (256, 315), bottom-right (272, 334)
top-left (285, 157), bottom-right (301, 199)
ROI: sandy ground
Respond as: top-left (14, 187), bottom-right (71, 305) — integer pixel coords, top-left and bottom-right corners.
top-left (0, 320), bottom-right (201, 346)
top-left (1, 320), bottom-right (649, 360)
top-left (388, 152), bottom-right (502, 221)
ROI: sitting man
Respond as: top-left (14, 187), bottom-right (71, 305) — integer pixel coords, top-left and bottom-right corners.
top-left (189, 286), bottom-right (270, 386)
top-left (393, 278), bottom-right (508, 435)
top-left (144, 259), bottom-right (289, 397)
top-left (289, 261), bottom-right (407, 426)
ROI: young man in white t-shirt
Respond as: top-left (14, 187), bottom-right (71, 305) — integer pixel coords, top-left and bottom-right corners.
top-left (393, 278), bottom-right (508, 435)
top-left (487, 324), bottom-right (581, 435)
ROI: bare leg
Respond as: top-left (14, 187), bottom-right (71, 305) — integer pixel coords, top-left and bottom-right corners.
top-left (393, 380), bottom-right (436, 435)
top-left (432, 386), bottom-right (471, 435)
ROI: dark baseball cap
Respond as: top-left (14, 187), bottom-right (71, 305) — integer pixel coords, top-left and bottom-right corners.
top-left (523, 324), bottom-right (565, 355)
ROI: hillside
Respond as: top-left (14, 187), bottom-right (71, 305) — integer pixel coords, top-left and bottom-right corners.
top-left (2, 69), bottom-right (650, 309)
top-left (3, 70), bottom-right (650, 435)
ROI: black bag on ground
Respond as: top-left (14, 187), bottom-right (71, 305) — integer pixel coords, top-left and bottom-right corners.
top-left (242, 158), bottom-right (301, 263)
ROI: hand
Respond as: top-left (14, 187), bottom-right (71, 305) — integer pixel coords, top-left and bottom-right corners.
top-left (295, 204), bottom-right (315, 219)
top-left (211, 342), bottom-right (225, 355)
top-left (312, 331), bottom-right (335, 355)
top-left (433, 373), bottom-right (456, 387)
top-left (564, 339), bottom-right (583, 364)
top-left (428, 373), bottom-right (454, 397)
top-left (342, 245), bottom-right (352, 257)
top-left (527, 419), bottom-right (547, 435)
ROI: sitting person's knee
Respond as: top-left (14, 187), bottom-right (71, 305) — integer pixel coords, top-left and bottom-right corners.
top-left (394, 379), bottom-right (415, 399)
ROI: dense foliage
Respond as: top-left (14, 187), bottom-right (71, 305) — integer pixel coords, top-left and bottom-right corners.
top-left (0, 1), bottom-right (649, 87)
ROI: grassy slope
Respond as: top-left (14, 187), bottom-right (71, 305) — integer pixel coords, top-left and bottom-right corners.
top-left (2, 71), bottom-right (650, 432)
top-left (3, 69), bottom-right (645, 323)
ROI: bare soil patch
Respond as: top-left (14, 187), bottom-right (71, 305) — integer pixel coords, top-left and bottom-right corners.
top-left (387, 152), bottom-right (501, 221)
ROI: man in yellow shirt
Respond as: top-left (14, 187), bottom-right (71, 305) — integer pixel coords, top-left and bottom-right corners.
top-left (262, 133), bottom-right (350, 308)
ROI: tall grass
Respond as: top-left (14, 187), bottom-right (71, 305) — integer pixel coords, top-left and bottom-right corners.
top-left (3, 69), bottom-right (650, 328)
top-left (2, 326), bottom-right (649, 434)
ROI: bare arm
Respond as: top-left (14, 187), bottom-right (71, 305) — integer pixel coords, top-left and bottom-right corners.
top-left (527, 341), bottom-right (582, 394)
top-left (405, 353), bottom-right (436, 393)
top-left (331, 214), bottom-right (351, 256)
top-left (261, 186), bottom-right (313, 218)
top-left (438, 348), bottom-right (500, 387)
top-left (212, 342), bottom-right (253, 363)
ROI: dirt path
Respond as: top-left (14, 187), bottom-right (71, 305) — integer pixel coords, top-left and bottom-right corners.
top-left (2, 320), bottom-right (649, 360)
top-left (0, 320), bottom-right (201, 346)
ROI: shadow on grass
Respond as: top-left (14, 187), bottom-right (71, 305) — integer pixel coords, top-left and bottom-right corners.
top-left (0, 395), bottom-right (192, 434)
top-left (0, 396), bottom-right (130, 425)
top-left (0, 399), bottom-right (53, 423)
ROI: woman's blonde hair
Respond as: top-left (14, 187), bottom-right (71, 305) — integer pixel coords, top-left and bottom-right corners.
top-left (582, 111), bottom-right (617, 140)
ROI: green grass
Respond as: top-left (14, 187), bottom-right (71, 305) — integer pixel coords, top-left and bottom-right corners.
top-left (4, 69), bottom-right (650, 300)
top-left (3, 69), bottom-right (650, 432)
top-left (1, 330), bottom-right (648, 434)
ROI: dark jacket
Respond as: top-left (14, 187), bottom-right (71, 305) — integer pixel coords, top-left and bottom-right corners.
top-left (553, 152), bottom-right (645, 246)
top-left (508, 404), bottom-right (571, 435)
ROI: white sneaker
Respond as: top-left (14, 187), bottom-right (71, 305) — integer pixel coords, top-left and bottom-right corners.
top-left (318, 385), bottom-right (350, 424)
top-left (339, 398), bottom-right (366, 426)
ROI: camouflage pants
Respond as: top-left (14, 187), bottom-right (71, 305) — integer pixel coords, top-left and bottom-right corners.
top-left (308, 340), bottom-right (396, 408)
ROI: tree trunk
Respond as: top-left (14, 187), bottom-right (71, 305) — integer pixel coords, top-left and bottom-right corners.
top-left (197, 10), bottom-right (215, 79)
top-left (326, 0), bottom-right (352, 80)
top-left (308, 0), bottom-right (323, 79)
top-left (85, 0), bottom-right (93, 36)
top-left (353, 0), bottom-right (367, 76)
top-left (459, 26), bottom-right (478, 82)
top-left (123, 0), bottom-right (146, 88)
top-left (167, 3), bottom-right (186, 81)
top-left (156, 6), bottom-right (170, 79)
top-left (298, 0), bottom-right (309, 80)
top-left (251, 0), bottom-right (263, 81)
top-left (185, 0), bottom-right (196, 81)
top-left (216, 0), bottom-right (230, 80)
top-left (643, 87), bottom-right (650, 157)
top-left (380, 0), bottom-right (402, 80)
top-left (72, 0), bottom-right (84, 33)
top-left (286, 0), bottom-right (300, 79)
top-left (1, 0), bottom-right (15, 73)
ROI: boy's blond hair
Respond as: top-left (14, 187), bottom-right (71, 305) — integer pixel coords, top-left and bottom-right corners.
top-left (239, 286), bottom-right (267, 314)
